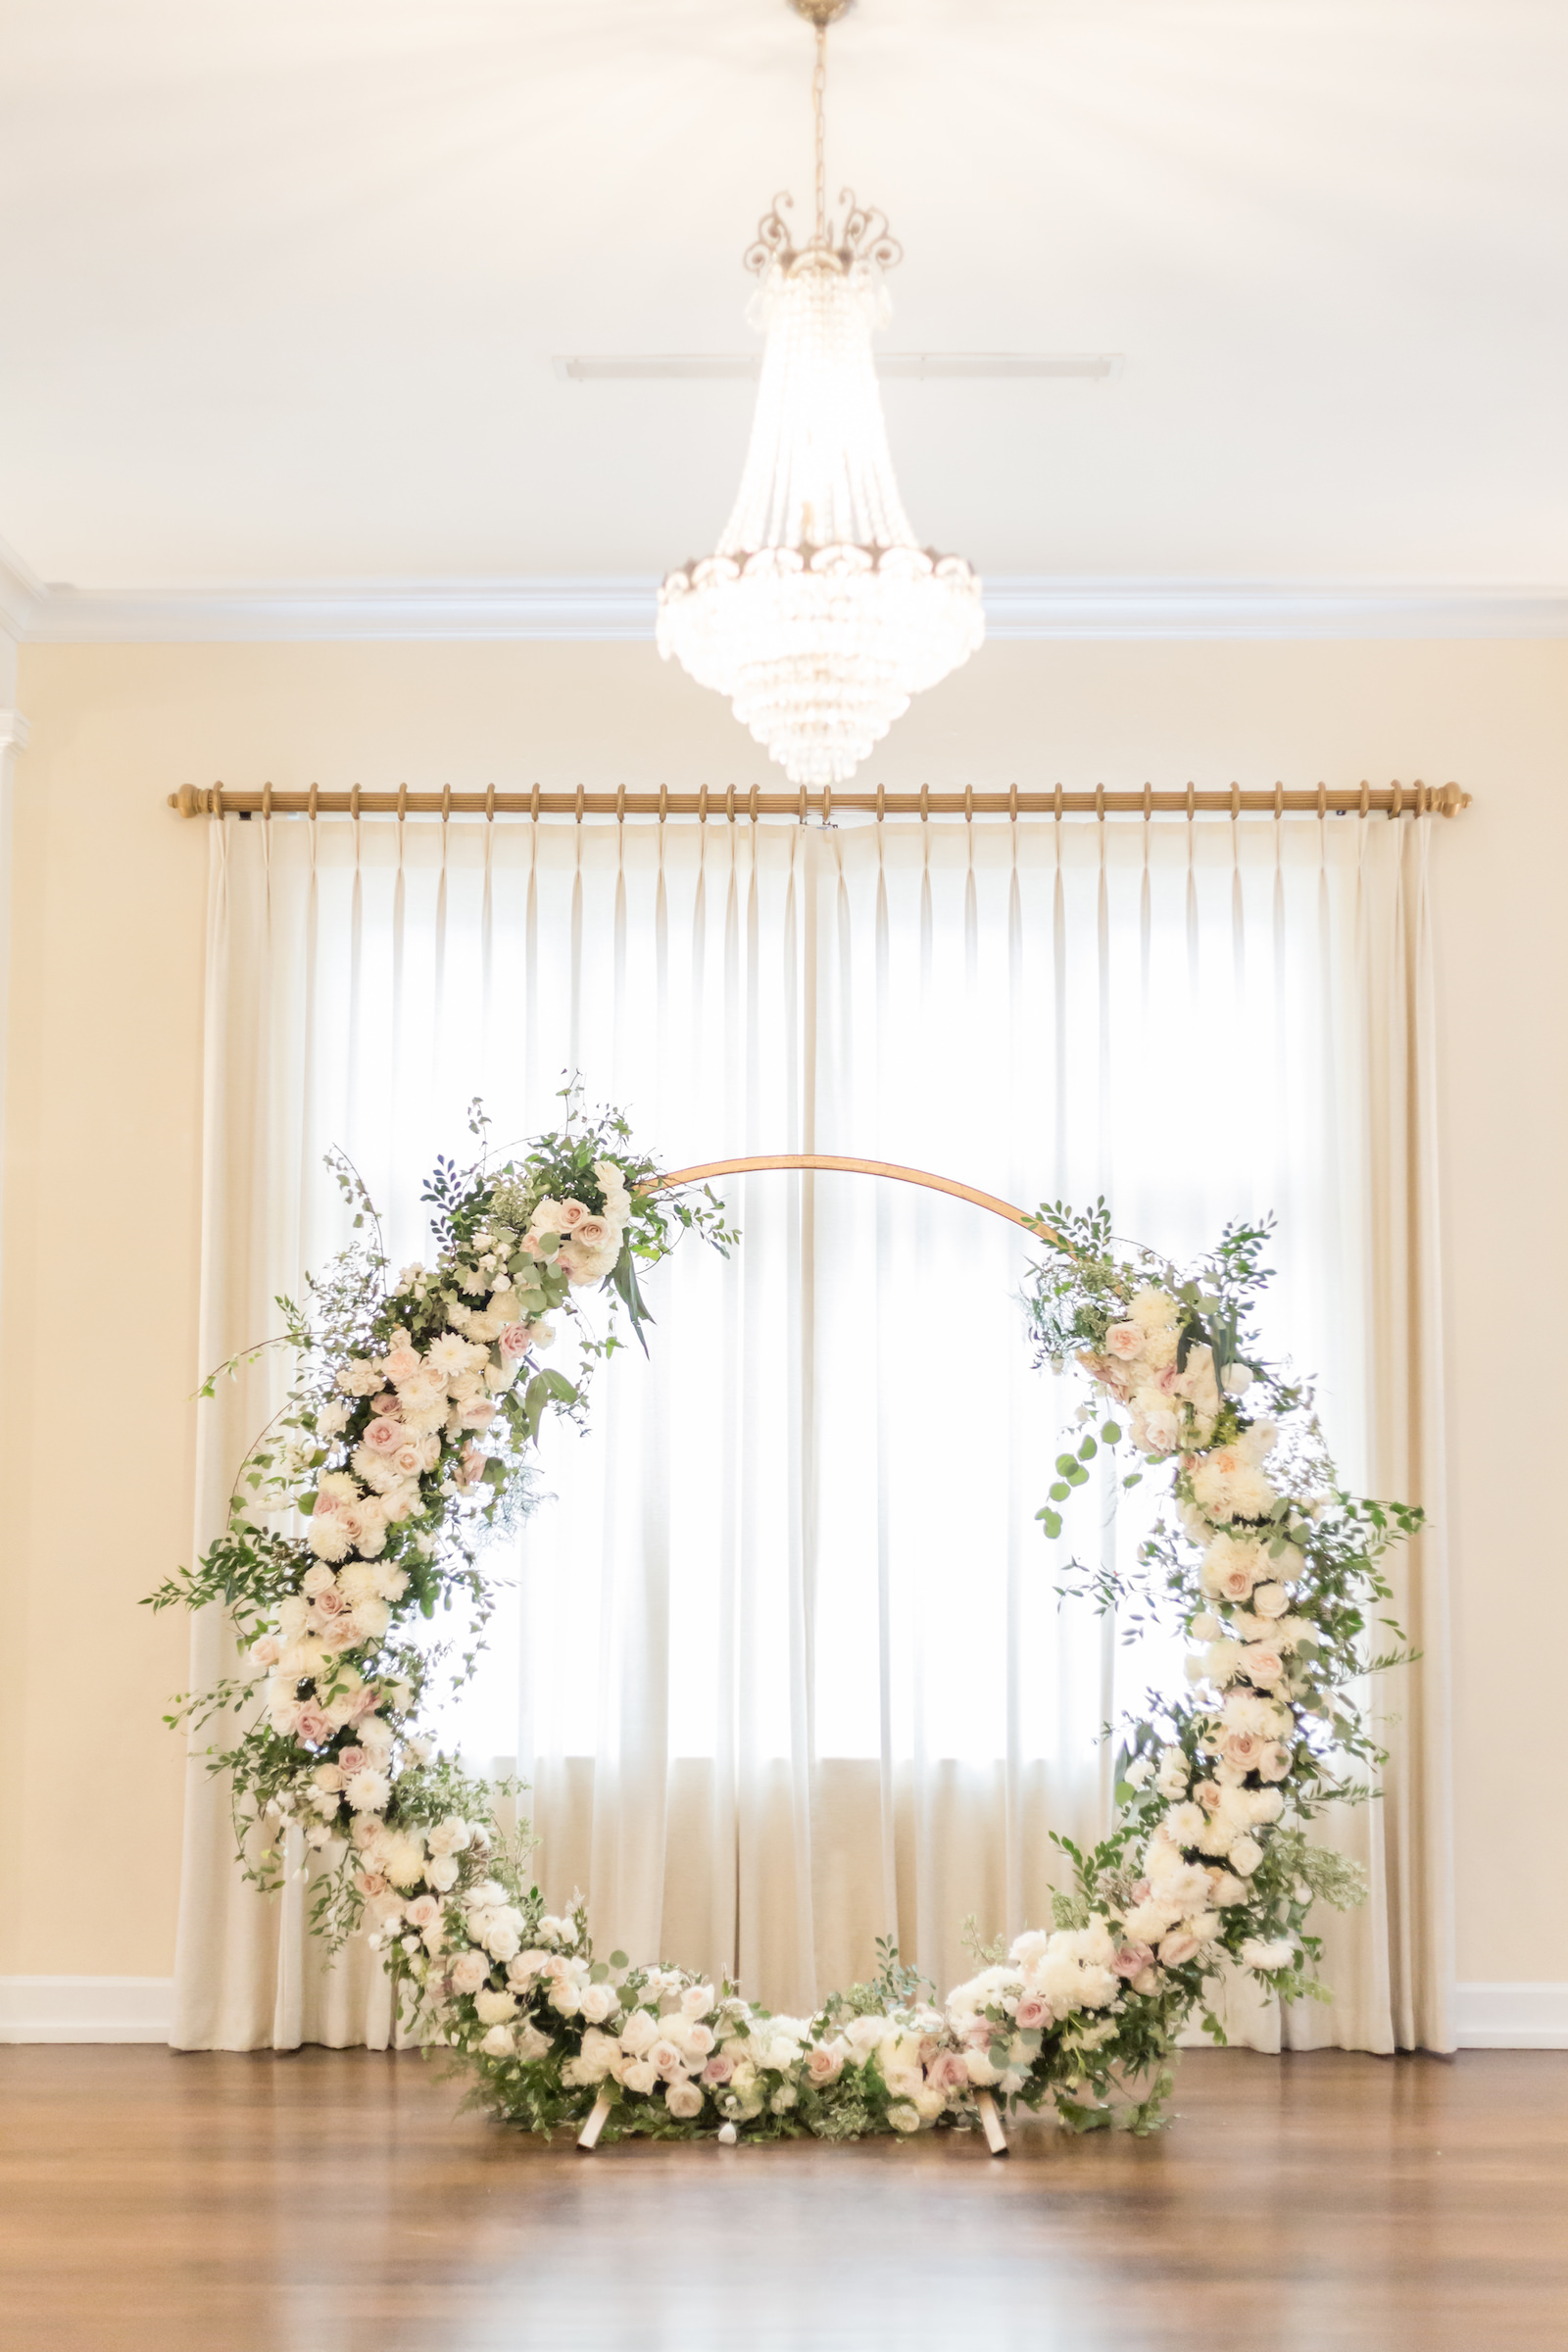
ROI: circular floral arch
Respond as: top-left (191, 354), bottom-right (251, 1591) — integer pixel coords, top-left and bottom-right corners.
top-left (156, 1098), bottom-right (1417, 2149)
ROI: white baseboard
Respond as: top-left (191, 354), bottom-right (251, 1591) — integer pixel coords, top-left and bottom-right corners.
top-left (0, 1976), bottom-right (173, 2043)
top-left (1453, 1982), bottom-right (1568, 2049)
top-left (1, 1974), bottom-right (1561, 2049)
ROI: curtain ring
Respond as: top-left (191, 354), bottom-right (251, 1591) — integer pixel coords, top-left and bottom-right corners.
top-left (1142, 781), bottom-right (1152, 822)
top-left (659, 783), bottom-right (668, 825)
top-left (1007, 782), bottom-right (1017, 823)
top-left (725, 784), bottom-right (736, 824)
top-left (485, 782), bottom-right (496, 823)
top-left (919, 783), bottom-right (930, 824)
top-left (749, 784), bottom-right (760, 826)
top-left (1360, 780), bottom-right (1372, 819)
top-left (214, 782), bottom-right (226, 820)
top-left (574, 784), bottom-right (585, 824)
top-left (702, 785), bottom-right (710, 825)
top-left (441, 782), bottom-right (452, 825)
top-left (1414, 778), bottom-right (1428, 817)
top-left (1389, 780), bottom-right (1401, 819)
top-left (963, 784), bottom-right (973, 825)
top-left (261, 781), bottom-right (272, 822)
top-left (1274, 780), bottom-right (1284, 820)
top-left (529, 782), bottom-right (539, 823)
top-left (349, 783), bottom-right (361, 821)
top-left (1185, 780), bottom-right (1196, 822)
top-left (1053, 782), bottom-right (1062, 821)
top-left (397, 781), bottom-right (408, 822)
top-left (822, 784), bottom-right (832, 829)
top-left (797, 784), bottom-right (806, 826)
top-left (307, 782), bottom-right (318, 822)
top-left (1095, 782), bottom-right (1105, 823)
top-left (1230, 781), bottom-right (1240, 821)
top-left (616, 784), bottom-right (626, 826)
top-left (877, 783), bottom-right (886, 822)
top-left (1317, 781), bottom-right (1327, 819)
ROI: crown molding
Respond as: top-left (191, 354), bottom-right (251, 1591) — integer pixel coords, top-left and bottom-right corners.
top-left (0, 535), bottom-right (45, 641)
top-left (13, 575), bottom-right (1568, 645)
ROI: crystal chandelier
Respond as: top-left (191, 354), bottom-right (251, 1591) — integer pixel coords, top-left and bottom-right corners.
top-left (657, 0), bottom-right (984, 786)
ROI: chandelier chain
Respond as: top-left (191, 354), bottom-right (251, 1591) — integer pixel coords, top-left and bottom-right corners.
top-left (812, 24), bottom-right (827, 245)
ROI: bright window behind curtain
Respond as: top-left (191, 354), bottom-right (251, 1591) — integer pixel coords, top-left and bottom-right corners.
top-left (186, 809), bottom-right (1398, 2021)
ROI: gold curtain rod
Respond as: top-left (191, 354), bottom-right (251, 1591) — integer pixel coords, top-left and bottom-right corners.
top-left (167, 781), bottom-right (1469, 821)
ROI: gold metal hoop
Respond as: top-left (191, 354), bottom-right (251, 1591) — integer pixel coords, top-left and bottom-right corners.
top-left (641, 1152), bottom-right (1056, 1243)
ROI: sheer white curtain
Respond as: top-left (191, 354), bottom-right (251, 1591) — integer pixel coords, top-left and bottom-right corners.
top-left (173, 810), bottom-right (1450, 2053)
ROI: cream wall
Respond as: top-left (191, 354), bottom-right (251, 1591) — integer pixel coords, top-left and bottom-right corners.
top-left (2, 635), bottom-right (1562, 1984)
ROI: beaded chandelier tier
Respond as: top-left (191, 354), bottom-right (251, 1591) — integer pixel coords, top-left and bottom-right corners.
top-left (657, 0), bottom-right (984, 786)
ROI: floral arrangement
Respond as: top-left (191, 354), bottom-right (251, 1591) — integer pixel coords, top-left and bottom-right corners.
top-left (155, 1119), bottom-right (1418, 2143)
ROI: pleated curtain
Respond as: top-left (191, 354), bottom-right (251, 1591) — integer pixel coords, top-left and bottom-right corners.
top-left (172, 810), bottom-right (1451, 2055)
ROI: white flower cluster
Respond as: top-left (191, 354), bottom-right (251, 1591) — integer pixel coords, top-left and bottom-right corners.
top-left (1086, 1286), bottom-right (1221, 1457)
top-left (456, 1158), bottom-right (633, 1298)
top-left (238, 1155), bottom-right (643, 1887)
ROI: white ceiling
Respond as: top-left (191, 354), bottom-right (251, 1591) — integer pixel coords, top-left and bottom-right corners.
top-left (1, 0), bottom-right (1564, 590)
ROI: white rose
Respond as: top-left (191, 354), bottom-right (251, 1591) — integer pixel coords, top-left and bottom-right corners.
top-left (478, 2025), bottom-right (514, 2058)
top-left (426, 1855), bottom-right (460, 1891)
top-left (618, 2008), bottom-right (660, 2057)
top-left (427, 1817), bottom-right (470, 1856)
top-left (664, 2079), bottom-right (705, 2120)
top-left (579, 1983), bottom-right (618, 2026)
top-left (622, 2059), bottom-right (658, 2096)
top-left (887, 2102), bottom-right (922, 2134)
top-left (1228, 1835), bottom-right (1264, 1877)
top-left (1250, 1582), bottom-right (1290, 1619)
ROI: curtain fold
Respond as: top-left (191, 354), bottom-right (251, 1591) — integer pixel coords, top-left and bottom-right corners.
top-left (172, 811), bottom-right (1450, 2053)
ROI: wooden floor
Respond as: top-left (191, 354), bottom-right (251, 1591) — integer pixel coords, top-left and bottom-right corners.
top-left (2, 2047), bottom-right (1564, 2352)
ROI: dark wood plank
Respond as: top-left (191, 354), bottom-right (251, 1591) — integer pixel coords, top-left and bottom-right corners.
top-left (1, 2046), bottom-right (1564, 2351)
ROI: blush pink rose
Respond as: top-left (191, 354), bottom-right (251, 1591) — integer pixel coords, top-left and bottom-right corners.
top-left (703, 2053), bottom-right (736, 2084)
top-left (460, 1398), bottom-right (497, 1431)
top-left (337, 1746), bottom-right (367, 1777)
top-left (1194, 1780), bottom-right (1223, 1812)
top-left (1013, 1996), bottom-right (1051, 2030)
top-left (574, 1216), bottom-right (612, 1250)
top-left (1158, 1932), bottom-right (1200, 1968)
top-left (926, 2051), bottom-right (970, 2090)
top-left (1258, 1741), bottom-right (1292, 1782)
top-left (1242, 1643), bottom-right (1287, 1688)
top-left (451, 1950), bottom-right (490, 1995)
top-left (251, 1636), bottom-right (282, 1667)
top-left (557, 1200), bottom-right (587, 1229)
top-left (1113, 1942), bottom-right (1155, 1980)
top-left (362, 1416), bottom-right (405, 1454)
top-left (405, 1895), bottom-right (440, 1930)
top-left (312, 1587), bottom-right (351, 1618)
top-left (802, 2045), bottom-right (841, 2085)
top-left (454, 1444), bottom-right (486, 1490)
top-left (499, 1323), bottom-right (533, 1359)
top-left (1105, 1321), bottom-right (1145, 1360)
top-left (1219, 1730), bottom-right (1268, 1771)
top-left (295, 1706), bottom-right (334, 1745)
top-left (382, 1348), bottom-right (420, 1384)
